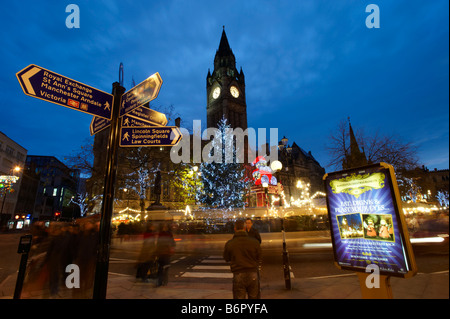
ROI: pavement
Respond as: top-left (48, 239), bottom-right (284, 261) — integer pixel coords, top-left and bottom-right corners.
top-left (106, 270), bottom-right (449, 299)
top-left (0, 267), bottom-right (448, 299)
top-left (1, 230), bottom-right (448, 300)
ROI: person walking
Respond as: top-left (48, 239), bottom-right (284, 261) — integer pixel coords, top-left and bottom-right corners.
top-left (245, 218), bottom-right (261, 243)
top-left (136, 223), bottom-right (157, 282)
top-left (223, 220), bottom-right (262, 299)
top-left (155, 222), bottom-right (175, 287)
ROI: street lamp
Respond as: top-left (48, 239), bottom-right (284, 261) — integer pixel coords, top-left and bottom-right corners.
top-left (191, 166), bottom-right (199, 207)
top-left (0, 166), bottom-right (22, 216)
top-left (270, 160), bottom-right (282, 173)
top-left (123, 188), bottom-right (129, 212)
top-left (270, 160), bottom-right (282, 206)
top-left (262, 182), bottom-right (269, 217)
top-left (270, 160), bottom-right (292, 290)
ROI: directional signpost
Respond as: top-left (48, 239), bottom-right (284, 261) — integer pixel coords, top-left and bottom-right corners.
top-left (120, 126), bottom-right (182, 147)
top-left (90, 105), bottom-right (168, 136)
top-left (17, 64), bottom-right (179, 300)
top-left (90, 116), bottom-right (111, 135)
top-left (92, 83), bottom-right (124, 300)
top-left (120, 72), bottom-right (163, 117)
top-left (126, 105), bottom-right (168, 126)
top-left (16, 64), bottom-right (113, 120)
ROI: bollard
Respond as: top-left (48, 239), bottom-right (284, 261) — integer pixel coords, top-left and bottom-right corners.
top-left (281, 219), bottom-right (292, 290)
top-left (14, 234), bottom-right (32, 299)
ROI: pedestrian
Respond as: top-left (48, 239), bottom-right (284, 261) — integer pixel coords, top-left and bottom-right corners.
top-left (44, 223), bottom-right (66, 297)
top-left (155, 222), bottom-right (175, 287)
top-left (136, 223), bottom-right (158, 282)
top-left (72, 217), bottom-right (99, 298)
top-left (223, 219), bottom-right (262, 299)
top-left (245, 218), bottom-right (261, 243)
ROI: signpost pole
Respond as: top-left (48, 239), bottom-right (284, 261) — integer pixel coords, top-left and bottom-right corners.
top-left (16, 64), bottom-right (167, 299)
top-left (93, 82), bottom-right (125, 299)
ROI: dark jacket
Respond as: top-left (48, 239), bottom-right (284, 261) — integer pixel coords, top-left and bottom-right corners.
top-left (156, 231), bottom-right (175, 256)
top-left (247, 227), bottom-right (261, 244)
top-left (223, 231), bottom-right (262, 273)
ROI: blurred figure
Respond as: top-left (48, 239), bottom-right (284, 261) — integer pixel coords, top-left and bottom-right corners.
top-left (136, 223), bottom-right (158, 282)
top-left (156, 222), bottom-right (175, 287)
top-left (21, 216), bottom-right (100, 299)
top-left (44, 223), bottom-right (64, 297)
top-left (407, 214), bottom-right (420, 233)
top-left (45, 223), bottom-right (74, 297)
top-left (21, 222), bottom-right (51, 297)
top-left (245, 218), bottom-right (261, 243)
top-left (72, 218), bottom-right (99, 298)
top-left (224, 220), bottom-right (262, 299)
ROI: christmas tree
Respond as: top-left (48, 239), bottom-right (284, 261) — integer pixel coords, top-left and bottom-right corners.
top-left (198, 117), bottom-right (250, 211)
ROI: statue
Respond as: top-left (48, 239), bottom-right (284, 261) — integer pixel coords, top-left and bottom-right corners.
top-left (147, 170), bottom-right (167, 210)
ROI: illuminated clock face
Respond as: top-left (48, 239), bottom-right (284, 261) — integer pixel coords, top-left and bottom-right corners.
top-left (212, 87), bottom-right (221, 99)
top-left (230, 86), bottom-right (239, 98)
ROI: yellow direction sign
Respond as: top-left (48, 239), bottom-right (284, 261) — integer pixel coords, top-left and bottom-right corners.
top-left (120, 72), bottom-right (163, 117)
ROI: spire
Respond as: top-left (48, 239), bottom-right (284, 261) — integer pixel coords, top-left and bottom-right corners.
top-left (214, 26), bottom-right (236, 71)
top-left (216, 26), bottom-right (233, 57)
top-left (343, 118), bottom-right (368, 169)
top-left (349, 120), bottom-right (359, 154)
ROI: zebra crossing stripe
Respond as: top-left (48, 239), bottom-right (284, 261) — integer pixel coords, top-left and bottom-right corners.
top-left (201, 259), bottom-right (226, 264)
top-left (181, 272), bottom-right (233, 278)
top-left (192, 265), bottom-right (230, 270)
top-left (179, 255), bottom-right (231, 279)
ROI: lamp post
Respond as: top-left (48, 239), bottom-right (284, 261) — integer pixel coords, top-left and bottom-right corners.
top-left (192, 165), bottom-right (198, 206)
top-left (123, 188), bottom-right (129, 212)
top-left (270, 160), bottom-right (282, 204)
top-left (262, 182), bottom-right (269, 216)
top-left (270, 160), bottom-right (291, 290)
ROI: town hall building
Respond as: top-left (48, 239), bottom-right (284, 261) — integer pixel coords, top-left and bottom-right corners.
top-left (91, 28), bottom-right (326, 212)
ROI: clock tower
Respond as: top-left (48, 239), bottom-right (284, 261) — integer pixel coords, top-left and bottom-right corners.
top-left (207, 28), bottom-right (247, 131)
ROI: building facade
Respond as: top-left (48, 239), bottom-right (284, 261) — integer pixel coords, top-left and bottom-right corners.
top-left (0, 131), bottom-right (27, 225)
top-left (91, 28), bottom-right (328, 213)
top-left (205, 29), bottom-right (326, 208)
top-left (25, 155), bottom-right (80, 220)
top-left (401, 165), bottom-right (449, 204)
top-left (207, 28), bottom-right (247, 131)
top-left (14, 162), bottom-right (40, 219)
top-left (277, 136), bottom-right (326, 199)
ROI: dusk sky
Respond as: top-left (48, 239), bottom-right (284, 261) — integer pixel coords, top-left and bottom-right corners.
top-left (2, 0), bottom-right (448, 171)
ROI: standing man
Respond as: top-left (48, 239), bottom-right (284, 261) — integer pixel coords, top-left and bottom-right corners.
top-left (245, 218), bottom-right (261, 244)
top-left (223, 220), bottom-right (262, 299)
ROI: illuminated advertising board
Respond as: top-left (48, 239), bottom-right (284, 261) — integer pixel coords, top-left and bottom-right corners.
top-left (324, 163), bottom-right (417, 278)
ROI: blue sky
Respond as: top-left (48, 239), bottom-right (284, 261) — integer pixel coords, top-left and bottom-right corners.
top-left (1, 0), bottom-right (448, 170)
